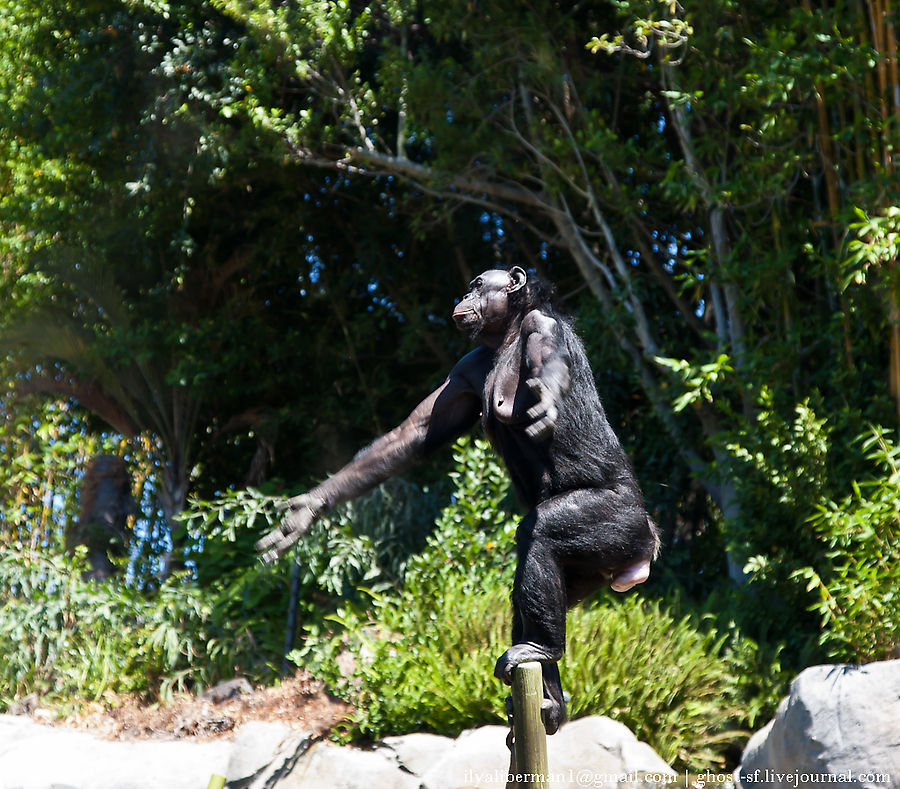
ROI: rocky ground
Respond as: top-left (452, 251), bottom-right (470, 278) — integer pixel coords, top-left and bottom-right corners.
top-left (47, 670), bottom-right (351, 742)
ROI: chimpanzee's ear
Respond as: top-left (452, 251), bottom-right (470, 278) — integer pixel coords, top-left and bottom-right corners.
top-left (507, 266), bottom-right (527, 293)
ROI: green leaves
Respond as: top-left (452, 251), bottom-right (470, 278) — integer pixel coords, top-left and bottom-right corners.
top-left (843, 206), bottom-right (900, 290)
top-left (793, 427), bottom-right (900, 661)
top-left (655, 353), bottom-right (733, 412)
top-left (587, 0), bottom-right (693, 61)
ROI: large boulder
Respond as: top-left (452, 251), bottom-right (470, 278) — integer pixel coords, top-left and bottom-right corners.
top-left (0, 716), bottom-right (311, 789)
top-left (735, 660), bottom-right (900, 789)
top-left (0, 713), bottom-right (674, 789)
top-left (376, 716), bottom-right (675, 789)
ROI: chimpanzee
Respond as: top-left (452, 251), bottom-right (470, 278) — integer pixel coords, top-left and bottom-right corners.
top-left (257, 266), bottom-right (660, 734)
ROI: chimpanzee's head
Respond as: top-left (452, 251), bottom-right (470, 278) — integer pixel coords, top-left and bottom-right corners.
top-left (452, 267), bottom-right (528, 340)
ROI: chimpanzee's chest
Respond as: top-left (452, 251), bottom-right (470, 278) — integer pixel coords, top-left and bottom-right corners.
top-left (480, 346), bottom-right (555, 505)
top-left (482, 342), bottom-right (533, 426)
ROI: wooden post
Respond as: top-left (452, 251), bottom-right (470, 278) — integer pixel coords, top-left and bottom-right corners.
top-left (506, 661), bottom-right (549, 788)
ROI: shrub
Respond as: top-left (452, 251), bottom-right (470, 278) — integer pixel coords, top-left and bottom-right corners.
top-left (0, 541), bottom-right (293, 707)
top-left (791, 426), bottom-right (900, 661)
top-left (304, 582), bottom-right (751, 770)
top-left (721, 388), bottom-right (835, 649)
top-left (564, 595), bottom-right (745, 769)
top-left (295, 436), bottom-right (517, 737)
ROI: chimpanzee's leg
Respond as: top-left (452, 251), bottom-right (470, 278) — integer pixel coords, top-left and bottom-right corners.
top-left (495, 508), bottom-right (568, 733)
top-left (494, 486), bottom-right (657, 734)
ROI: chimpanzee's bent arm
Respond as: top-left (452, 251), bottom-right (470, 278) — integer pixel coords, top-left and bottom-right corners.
top-left (522, 310), bottom-right (571, 440)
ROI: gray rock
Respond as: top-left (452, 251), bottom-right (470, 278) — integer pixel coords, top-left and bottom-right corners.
top-left (546, 716), bottom-right (676, 788)
top-left (376, 731), bottom-right (455, 776)
top-left (226, 721), bottom-right (313, 788)
top-left (735, 660), bottom-right (900, 789)
top-left (274, 740), bottom-right (419, 788)
top-left (0, 715), bottom-right (311, 789)
top-left (409, 717), bottom-right (675, 789)
top-left (202, 678), bottom-right (254, 704)
top-left (0, 714), bottom-right (233, 789)
top-left (418, 724), bottom-right (510, 789)
top-left (0, 711), bottom-right (675, 789)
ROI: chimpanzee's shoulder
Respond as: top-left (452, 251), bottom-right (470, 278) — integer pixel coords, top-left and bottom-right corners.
top-left (450, 345), bottom-right (495, 387)
top-left (521, 308), bottom-right (560, 335)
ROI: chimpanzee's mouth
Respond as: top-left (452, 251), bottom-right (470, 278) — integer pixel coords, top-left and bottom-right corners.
top-left (451, 308), bottom-right (478, 327)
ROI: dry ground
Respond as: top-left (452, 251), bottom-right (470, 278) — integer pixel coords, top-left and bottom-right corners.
top-left (50, 670), bottom-right (351, 742)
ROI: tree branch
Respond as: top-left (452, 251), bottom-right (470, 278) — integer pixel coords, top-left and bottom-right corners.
top-left (14, 375), bottom-right (138, 437)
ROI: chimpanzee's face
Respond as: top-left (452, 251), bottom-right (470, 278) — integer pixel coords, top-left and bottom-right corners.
top-left (452, 268), bottom-right (526, 339)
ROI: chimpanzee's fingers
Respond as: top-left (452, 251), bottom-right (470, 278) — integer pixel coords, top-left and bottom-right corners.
top-left (525, 400), bottom-right (557, 439)
top-left (257, 498), bottom-right (320, 563)
top-left (275, 493), bottom-right (310, 513)
top-left (525, 377), bottom-right (546, 397)
top-left (255, 528), bottom-right (283, 554)
top-left (256, 529), bottom-right (299, 565)
top-left (525, 419), bottom-right (552, 440)
top-left (259, 546), bottom-right (280, 565)
top-left (526, 402), bottom-right (546, 421)
top-left (255, 525), bottom-right (296, 564)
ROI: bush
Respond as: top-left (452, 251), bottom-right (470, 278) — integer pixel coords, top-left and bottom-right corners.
top-left (295, 436), bottom-right (517, 737)
top-left (0, 547), bottom-right (148, 703)
top-left (724, 388), bottom-right (832, 634)
top-left (303, 581), bottom-right (753, 769)
top-left (0, 541), bottom-right (293, 707)
top-left (791, 426), bottom-right (900, 661)
top-left (563, 596), bottom-right (745, 769)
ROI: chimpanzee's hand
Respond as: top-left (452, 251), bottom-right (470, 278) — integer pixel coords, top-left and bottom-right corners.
top-left (525, 377), bottom-right (559, 440)
top-left (256, 493), bottom-right (323, 564)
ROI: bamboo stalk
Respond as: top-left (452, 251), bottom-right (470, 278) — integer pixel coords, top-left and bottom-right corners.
top-left (206, 775), bottom-right (226, 789)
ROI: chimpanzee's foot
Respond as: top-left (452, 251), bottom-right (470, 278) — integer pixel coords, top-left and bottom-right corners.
top-left (495, 643), bottom-right (566, 735)
top-left (493, 642), bottom-right (562, 684)
top-left (503, 692), bottom-right (565, 735)
top-left (541, 694), bottom-right (565, 734)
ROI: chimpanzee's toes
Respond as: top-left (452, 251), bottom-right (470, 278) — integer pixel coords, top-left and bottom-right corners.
top-left (540, 696), bottom-right (565, 735)
top-left (495, 643), bottom-right (564, 684)
top-left (494, 649), bottom-right (515, 685)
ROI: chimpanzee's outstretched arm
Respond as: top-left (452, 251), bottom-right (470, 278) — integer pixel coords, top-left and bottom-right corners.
top-left (257, 351), bottom-right (489, 563)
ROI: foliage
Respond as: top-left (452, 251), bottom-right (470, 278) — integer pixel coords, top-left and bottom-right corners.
top-left (844, 207), bottom-right (900, 290)
top-left (792, 427), bottom-right (900, 661)
top-left (293, 437), bottom-right (518, 737)
top-left (0, 544), bottom-right (289, 706)
top-left (1, 0), bottom-right (899, 762)
top-left (0, 0), bottom-right (475, 574)
top-left (401, 437), bottom-right (519, 595)
top-left (722, 388), bottom-right (832, 639)
top-left (563, 597), bottom-right (745, 770)
top-left (0, 396), bottom-right (102, 548)
top-left (655, 353), bottom-right (734, 414)
top-left (182, 477), bottom-right (438, 594)
top-left (0, 467), bottom-right (438, 711)
top-left (304, 583), bottom-right (760, 771)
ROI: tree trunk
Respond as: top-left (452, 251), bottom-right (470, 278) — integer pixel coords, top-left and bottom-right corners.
top-left (68, 455), bottom-right (137, 582)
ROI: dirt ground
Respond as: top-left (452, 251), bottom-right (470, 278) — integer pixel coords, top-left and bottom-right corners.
top-left (51, 671), bottom-right (352, 742)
